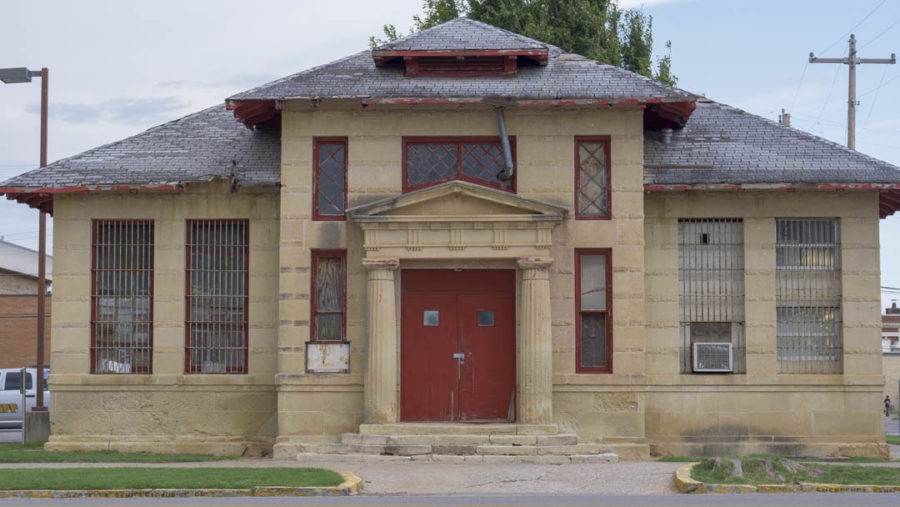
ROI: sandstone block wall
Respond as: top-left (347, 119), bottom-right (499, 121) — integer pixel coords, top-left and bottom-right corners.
top-left (46, 182), bottom-right (279, 455)
top-left (644, 191), bottom-right (887, 457)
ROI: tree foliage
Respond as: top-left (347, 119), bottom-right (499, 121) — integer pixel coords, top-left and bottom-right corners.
top-left (371, 0), bottom-right (676, 86)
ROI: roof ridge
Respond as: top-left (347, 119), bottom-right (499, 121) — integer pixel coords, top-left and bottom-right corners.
top-left (227, 51), bottom-right (369, 101)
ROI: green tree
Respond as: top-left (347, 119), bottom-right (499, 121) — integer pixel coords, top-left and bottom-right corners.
top-left (371, 0), bottom-right (676, 86)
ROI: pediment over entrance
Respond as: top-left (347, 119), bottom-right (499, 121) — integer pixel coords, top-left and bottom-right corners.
top-left (348, 180), bottom-right (568, 221)
top-left (347, 181), bottom-right (567, 259)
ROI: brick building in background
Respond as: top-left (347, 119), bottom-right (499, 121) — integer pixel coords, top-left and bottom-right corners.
top-left (0, 239), bottom-right (51, 368)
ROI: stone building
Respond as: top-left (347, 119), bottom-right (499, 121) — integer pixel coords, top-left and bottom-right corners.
top-left (0, 239), bottom-right (51, 368)
top-left (1, 18), bottom-right (899, 459)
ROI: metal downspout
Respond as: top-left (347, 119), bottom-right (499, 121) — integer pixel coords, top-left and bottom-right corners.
top-left (495, 107), bottom-right (514, 181)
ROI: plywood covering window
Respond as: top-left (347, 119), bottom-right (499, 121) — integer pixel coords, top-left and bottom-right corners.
top-left (776, 219), bottom-right (842, 374)
top-left (403, 137), bottom-right (515, 192)
top-left (575, 137), bottom-right (611, 219)
top-left (678, 219), bottom-right (745, 373)
top-left (185, 220), bottom-right (249, 374)
top-left (91, 220), bottom-right (153, 374)
top-left (313, 138), bottom-right (347, 220)
top-left (576, 249), bottom-right (612, 373)
top-left (311, 250), bottom-right (346, 342)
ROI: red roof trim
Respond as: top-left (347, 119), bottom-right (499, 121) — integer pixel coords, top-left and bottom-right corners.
top-left (373, 49), bottom-right (549, 66)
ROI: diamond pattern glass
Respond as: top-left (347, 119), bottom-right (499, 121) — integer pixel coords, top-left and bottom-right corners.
top-left (577, 141), bottom-right (609, 218)
top-left (407, 144), bottom-right (457, 187)
top-left (461, 143), bottom-right (504, 183)
top-left (316, 142), bottom-right (345, 217)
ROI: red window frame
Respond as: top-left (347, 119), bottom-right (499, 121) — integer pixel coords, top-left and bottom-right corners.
top-left (313, 137), bottom-right (348, 221)
top-left (575, 248), bottom-right (613, 373)
top-left (90, 219), bottom-right (154, 374)
top-left (310, 250), bottom-right (347, 342)
top-left (574, 136), bottom-right (612, 220)
top-left (184, 219), bottom-right (250, 374)
top-left (402, 136), bottom-right (517, 193)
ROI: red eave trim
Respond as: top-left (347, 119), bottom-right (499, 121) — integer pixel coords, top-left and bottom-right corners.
top-left (373, 49), bottom-right (549, 66)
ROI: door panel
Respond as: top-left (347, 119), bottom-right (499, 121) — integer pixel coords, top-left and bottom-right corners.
top-left (400, 294), bottom-right (458, 421)
top-left (458, 294), bottom-right (516, 421)
top-left (401, 270), bottom-right (515, 423)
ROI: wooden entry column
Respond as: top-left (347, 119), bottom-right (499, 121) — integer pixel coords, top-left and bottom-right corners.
top-left (363, 258), bottom-right (400, 423)
top-left (517, 257), bottom-right (554, 424)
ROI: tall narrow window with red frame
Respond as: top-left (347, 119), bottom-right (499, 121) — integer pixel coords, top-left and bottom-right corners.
top-left (575, 137), bottom-right (611, 219)
top-left (576, 249), bottom-right (612, 373)
top-left (311, 250), bottom-right (346, 342)
top-left (91, 220), bottom-right (154, 374)
top-left (185, 220), bottom-right (249, 374)
top-left (314, 138), bottom-right (347, 220)
top-left (404, 137), bottom-right (515, 192)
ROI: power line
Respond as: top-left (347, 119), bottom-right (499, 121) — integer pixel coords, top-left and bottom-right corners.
top-left (862, 65), bottom-right (890, 130)
top-left (818, 0), bottom-right (886, 54)
top-left (860, 17), bottom-right (900, 50)
top-left (813, 65), bottom-right (842, 128)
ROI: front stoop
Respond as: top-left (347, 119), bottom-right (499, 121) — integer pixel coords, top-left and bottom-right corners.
top-left (294, 423), bottom-right (620, 463)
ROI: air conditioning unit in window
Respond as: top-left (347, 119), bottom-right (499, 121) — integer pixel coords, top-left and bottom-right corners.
top-left (692, 342), bottom-right (733, 373)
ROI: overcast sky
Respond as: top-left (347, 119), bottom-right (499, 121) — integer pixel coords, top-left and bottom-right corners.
top-left (2, 0), bottom-right (900, 306)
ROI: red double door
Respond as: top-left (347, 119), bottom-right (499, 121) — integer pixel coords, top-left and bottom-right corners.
top-left (401, 270), bottom-right (516, 422)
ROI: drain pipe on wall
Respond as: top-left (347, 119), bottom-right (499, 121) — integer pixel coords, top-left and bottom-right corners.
top-left (495, 107), bottom-right (515, 182)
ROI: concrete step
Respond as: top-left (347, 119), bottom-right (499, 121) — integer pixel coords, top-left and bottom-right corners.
top-left (358, 423), bottom-right (559, 436)
top-left (295, 452), bottom-right (619, 464)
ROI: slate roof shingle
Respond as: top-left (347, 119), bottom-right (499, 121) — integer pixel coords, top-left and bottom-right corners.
top-left (227, 18), bottom-right (692, 103)
top-left (375, 17), bottom-right (547, 51)
top-left (644, 100), bottom-right (900, 186)
top-left (0, 105), bottom-right (280, 191)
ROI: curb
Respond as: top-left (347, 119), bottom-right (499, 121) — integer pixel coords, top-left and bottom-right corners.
top-left (0, 470), bottom-right (362, 499)
top-left (674, 463), bottom-right (900, 494)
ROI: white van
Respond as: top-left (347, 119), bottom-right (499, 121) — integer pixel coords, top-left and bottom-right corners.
top-left (0, 368), bottom-right (50, 428)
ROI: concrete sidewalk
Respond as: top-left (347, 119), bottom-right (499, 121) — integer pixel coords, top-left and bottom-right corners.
top-left (0, 458), bottom-right (683, 496)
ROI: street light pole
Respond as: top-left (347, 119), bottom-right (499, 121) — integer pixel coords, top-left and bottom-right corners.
top-left (0, 67), bottom-right (48, 411)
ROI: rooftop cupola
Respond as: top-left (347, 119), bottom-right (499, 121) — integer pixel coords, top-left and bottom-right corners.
top-left (371, 17), bottom-right (549, 77)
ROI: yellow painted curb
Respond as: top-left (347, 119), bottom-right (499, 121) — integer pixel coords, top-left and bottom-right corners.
top-left (675, 462), bottom-right (900, 494)
top-left (0, 470), bottom-right (363, 499)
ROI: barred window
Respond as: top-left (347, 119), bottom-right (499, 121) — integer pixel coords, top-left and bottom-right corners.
top-left (314, 138), bottom-right (347, 220)
top-left (678, 219), bottom-right (745, 373)
top-left (576, 249), bottom-right (612, 373)
top-left (185, 220), bottom-right (249, 374)
top-left (91, 220), bottom-right (153, 374)
top-left (311, 251), bottom-right (346, 342)
top-left (776, 219), bottom-right (842, 373)
top-left (403, 137), bottom-right (515, 192)
top-left (575, 137), bottom-right (610, 219)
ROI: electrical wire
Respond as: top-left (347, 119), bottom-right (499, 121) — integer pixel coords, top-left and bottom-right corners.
top-left (789, 62), bottom-right (809, 114)
top-left (860, 17), bottom-right (900, 50)
top-left (862, 65), bottom-right (890, 130)
top-left (814, 65), bottom-right (843, 128)
top-left (818, 0), bottom-right (887, 54)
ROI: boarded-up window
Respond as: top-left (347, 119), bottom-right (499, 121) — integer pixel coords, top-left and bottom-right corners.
top-left (776, 219), bottom-right (842, 373)
top-left (91, 220), bottom-right (153, 374)
top-left (314, 138), bottom-right (347, 220)
top-left (404, 137), bottom-right (515, 192)
top-left (678, 219), bottom-right (745, 373)
top-left (312, 251), bottom-right (346, 342)
top-left (576, 249), bottom-right (612, 373)
top-left (185, 220), bottom-right (249, 374)
top-left (575, 137), bottom-right (610, 219)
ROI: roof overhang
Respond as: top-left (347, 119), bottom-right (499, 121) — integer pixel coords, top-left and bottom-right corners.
top-left (372, 49), bottom-right (550, 67)
top-left (644, 182), bottom-right (900, 219)
top-left (226, 99), bottom-right (281, 129)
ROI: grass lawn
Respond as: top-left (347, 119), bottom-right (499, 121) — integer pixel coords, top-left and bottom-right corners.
top-left (0, 442), bottom-right (239, 463)
top-left (887, 435), bottom-right (900, 446)
top-left (0, 467), bottom-right (344, 490)
top-left (692, 456), bottom-right (900, 486)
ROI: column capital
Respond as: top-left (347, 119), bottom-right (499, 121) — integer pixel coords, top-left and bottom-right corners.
top-left (362, 258), bottom-right (400, 271)
top-left (516, 257), bottom-right (553, 270)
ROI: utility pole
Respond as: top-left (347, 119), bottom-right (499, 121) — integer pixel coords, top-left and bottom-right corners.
top-left (810, 34), bottom-right (895, 150)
